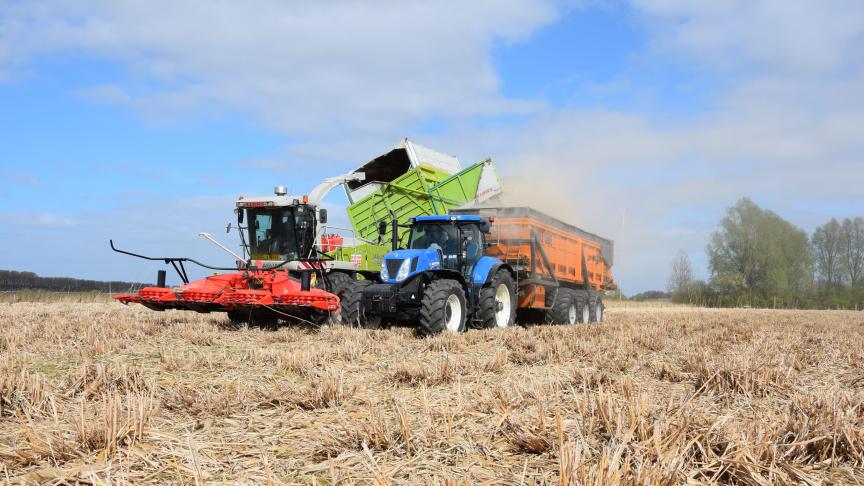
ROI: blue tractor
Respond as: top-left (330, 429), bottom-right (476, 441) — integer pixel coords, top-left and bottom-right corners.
top-left (360, 214), bottom-right (517, 335)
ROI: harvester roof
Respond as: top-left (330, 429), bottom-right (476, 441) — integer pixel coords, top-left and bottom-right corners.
top-left (236, 195), bottom-right (308, 208)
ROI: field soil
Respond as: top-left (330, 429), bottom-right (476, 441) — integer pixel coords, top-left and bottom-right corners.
top-left (1, 302), bottom-right (863, 484)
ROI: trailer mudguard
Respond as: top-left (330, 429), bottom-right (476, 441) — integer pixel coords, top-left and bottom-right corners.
top-left (472, 256), bottom-right (510, 286)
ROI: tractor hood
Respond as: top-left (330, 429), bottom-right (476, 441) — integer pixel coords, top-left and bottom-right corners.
top-left (380, 249), bottom-right (441, 283)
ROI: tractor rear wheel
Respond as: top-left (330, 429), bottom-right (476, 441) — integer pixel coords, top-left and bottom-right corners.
top-left (477, 270), bottom-right (516, 329)
top-left (545, 288), bottom-right (578, 325)
top-left (419, 279), bottom-right (466, 336)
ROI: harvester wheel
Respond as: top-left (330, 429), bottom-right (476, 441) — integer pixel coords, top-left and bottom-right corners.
top-left (323, 271), bottom-right (352, 294)
top-left (234, 310), bottom-right (277, 330)
top-left (477, 270), bottom-right (516, 329)
top-left (339, 280), bottom-right (379, 328)
top-left (419, 279), bottom-right (466, 336)
top-left (226, 309), bottom-right (276, 329)
top-left (320, 272), bottom-right (355, 325)
top-left (227, 310), bottom-right (248, 326)
top-left (545, 288), bottom-right (578, 325)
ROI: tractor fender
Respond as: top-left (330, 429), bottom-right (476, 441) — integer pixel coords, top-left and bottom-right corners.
top-left (472, 257), bottom-right (513, 287)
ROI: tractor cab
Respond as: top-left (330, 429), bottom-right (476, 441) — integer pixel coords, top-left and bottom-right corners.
top-left (235, 189), bottom-right (324, 266)
top-left (380, 215), bottom-right (490, 284)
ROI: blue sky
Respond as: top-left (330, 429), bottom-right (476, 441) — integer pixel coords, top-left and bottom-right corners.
top-left (1, 0), bottom-right (863, 293)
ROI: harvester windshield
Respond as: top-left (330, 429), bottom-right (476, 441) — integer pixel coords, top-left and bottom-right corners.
top-left (246, 205), bottom-right (315, 261)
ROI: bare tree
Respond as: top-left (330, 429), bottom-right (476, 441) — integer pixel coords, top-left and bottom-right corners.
top-left (667, 249), bottom-right (693, 298)
top-left (812, 219), bottom-right (844, 290)
top-left (841, 217), bottom-right (864, 287)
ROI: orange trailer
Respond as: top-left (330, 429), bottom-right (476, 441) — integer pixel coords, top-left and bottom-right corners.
top-left (452, 206), bottom-right (615, 323)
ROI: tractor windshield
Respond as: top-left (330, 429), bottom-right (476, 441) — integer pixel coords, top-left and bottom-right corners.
top-left (409, 223), bottom-right (460, 269)
top-left (246, 206), bottom-right (315, 261)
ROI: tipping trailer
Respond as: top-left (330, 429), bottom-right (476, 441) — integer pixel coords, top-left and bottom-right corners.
top-left (452, 206), bottom-right (615, 324)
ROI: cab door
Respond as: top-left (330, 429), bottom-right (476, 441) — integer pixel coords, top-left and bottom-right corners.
top-left (460, 223), bottom-right (484, 281)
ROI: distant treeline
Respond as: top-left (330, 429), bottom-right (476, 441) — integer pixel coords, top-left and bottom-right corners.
top-left (667, 198), bottom-right (864, 310)
top-left (0, 270), bottom-right (150, 293)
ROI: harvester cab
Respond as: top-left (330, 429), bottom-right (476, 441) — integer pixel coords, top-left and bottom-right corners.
top-left (235, 192), bottom-right (320, 269)
top-left (361, 214), bottom-right (517, 335)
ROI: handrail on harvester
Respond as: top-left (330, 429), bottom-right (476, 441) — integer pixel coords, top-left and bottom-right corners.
top-left (109, 239), bottom-right (336, 289)
top-left (109, 239), bottom-right (240, 284)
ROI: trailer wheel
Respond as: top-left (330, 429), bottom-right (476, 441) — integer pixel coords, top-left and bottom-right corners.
top-left (419, 279), bottom-right (466, 335)
top-left (545, 288), bottom-right (578, 325)
top-left (589, 296), bottom-right (605, 323)
top-left (580, 298), bottom-right (590, 324)
top-left (478, 270), bottom-right (516, 329)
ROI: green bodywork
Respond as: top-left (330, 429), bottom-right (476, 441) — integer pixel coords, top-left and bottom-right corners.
top-left (327, 243), bottom-right (391, 273)
top-left (347, 159), bottom-right (493, 243)
top-left (321, 159), bottom-right (496, 272)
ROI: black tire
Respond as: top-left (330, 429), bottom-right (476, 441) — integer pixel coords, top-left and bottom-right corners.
top-left (251, 310), bottom-right (279, 330)
top-left (323, 271), bottom-right (353, 294)
top-left (545, 288), bottom-right (579, 325)
top-left (575, 290), bottom-right (590, 324)
top-left (227, 309), bottom-right (277, 329)
top-left (339, 280), bottom-right (380, 328)
top-left (320, 272), bottom-right (355, 325)
top-left (419, 279), bottom-right (467, 336)
top-left (227, 310), bottom-right (248, 325)
top-left (477, 270), bottom-right (516, 329)
top-left (589, 294), bottom-right (605, 323)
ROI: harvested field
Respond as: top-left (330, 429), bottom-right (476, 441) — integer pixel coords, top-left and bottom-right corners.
top-left (1, 302), bottom-right (863, 484)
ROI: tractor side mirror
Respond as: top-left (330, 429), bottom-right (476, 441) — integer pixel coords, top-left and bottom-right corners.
top-left (319, 208), bottom-right (328, 224)
top-left (226, 223), bottom-right (232, 234)
top-left (378, 221), bottom-right (388, 235)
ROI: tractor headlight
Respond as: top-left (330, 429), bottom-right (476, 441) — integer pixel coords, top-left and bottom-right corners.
top-left (380, 260), bottom-right (390, 280)
top-left (396, 258), bottom-right (411, 281)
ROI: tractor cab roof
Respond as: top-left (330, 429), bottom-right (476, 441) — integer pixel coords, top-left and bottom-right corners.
top-left (413, 214), bottom-right (491, 232)
top-left (414, 214), bottom-right (484, 223)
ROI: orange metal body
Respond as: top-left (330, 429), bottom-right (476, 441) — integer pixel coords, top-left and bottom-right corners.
top-left (486, 216), bottom-right (613, 290)
top-left (454, 206), bottom-right (616, 310)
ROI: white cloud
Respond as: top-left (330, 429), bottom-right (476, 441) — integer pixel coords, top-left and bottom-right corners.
top-left (633, 0), bottom-right (864, 75)
top-left (0, 0), bottom-right (557, 133)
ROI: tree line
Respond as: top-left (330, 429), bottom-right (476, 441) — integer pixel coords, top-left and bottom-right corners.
top-left (667, 198), bottom-right (864, 309)
top-left (0, 270), bottom-right (149, 293)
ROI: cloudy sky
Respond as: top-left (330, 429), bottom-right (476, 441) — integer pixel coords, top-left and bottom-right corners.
top-left (1, 0), bottom-right (863, 293)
